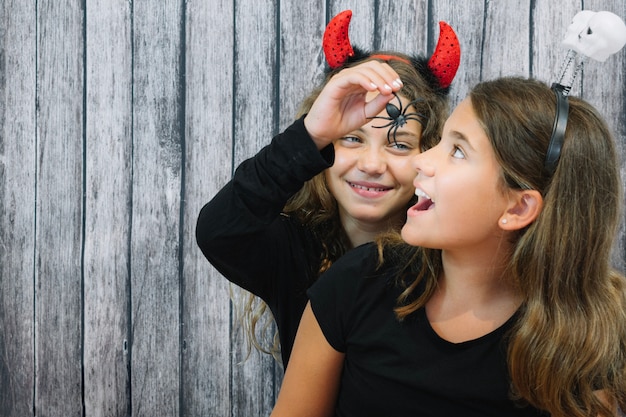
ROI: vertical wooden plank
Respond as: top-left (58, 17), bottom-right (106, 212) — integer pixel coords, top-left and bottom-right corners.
top-left (130, 0), bottom-right (183, 414)
top-left (277, 1), bottom-right (326, 131)
top-left (376, 0), bottom-right (428, 55)
top-left (0, 0), bottom-right (36, 415)
top-left (531, 0), bottom-right (581, 85)
top-left (181, 0), bottom-right (234, 415)
top-left (481, 2), bottom-right (532, 79)
top-left (83, 0), bottom-right (132, 415)
top-left (34, 0), bottom-right (84, 415)
top-left (230, 0), bottom-right (279, 416)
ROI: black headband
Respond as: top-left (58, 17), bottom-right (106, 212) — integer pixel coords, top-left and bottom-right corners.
top-left (544, 83), bottom-right (570, 176)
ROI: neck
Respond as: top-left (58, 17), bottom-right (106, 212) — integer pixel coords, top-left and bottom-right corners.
top-left (433, 245), bottom-right (521, 314)
top-left (425, 246), bottom-right (522, 343)
top-left (341, 212), bottom-right (404, 248)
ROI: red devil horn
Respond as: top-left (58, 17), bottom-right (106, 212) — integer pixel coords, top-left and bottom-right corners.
top-left (427, 21), bottom-right (461, 89)
top-left (323, 10), bottom-right (355, 69)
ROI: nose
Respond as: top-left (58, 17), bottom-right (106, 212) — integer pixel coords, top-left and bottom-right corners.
top-left (411, 147), bottom-right (435, 177)
top-left (357, 147), bottom-right (386, 175)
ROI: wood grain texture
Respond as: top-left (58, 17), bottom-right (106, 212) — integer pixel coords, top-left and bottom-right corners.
top-left (129, 0), bottom-right (183, 414)
top-left (83, 0), bottom-right (132, 415)
top-left (181, 0), bottom-right (234, 415)
top-left (34, 0), bottom-right (84, 415)
top-left (482, 1), bottom-right (532, 78)
top-left (277, 1), bottom-right (326, 131)
top-left (0, 1), bottom-right (624, 416)
top-left (0, 0), bottom-right (36, 415)
top-left (376, 0), bottom-right (428, 55)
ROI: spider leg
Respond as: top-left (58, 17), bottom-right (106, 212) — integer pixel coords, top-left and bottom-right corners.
top-left (404, 114), bottom-right (428, 127)
top-left (388, 125), bottom-right (401, 145)
top-left (369, 120), bottom-right (394, 129)
top-left (367, 115), bottom-right (392, 121)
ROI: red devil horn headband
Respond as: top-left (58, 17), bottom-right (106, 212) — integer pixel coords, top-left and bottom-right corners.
top-left (428, 21), bottom-right (461, 89)
top-left (322, 10), bottom-right (356, 68)
top-left (322, 10), bottom-right (461, 89)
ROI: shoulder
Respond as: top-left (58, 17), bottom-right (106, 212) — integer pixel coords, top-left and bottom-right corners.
top-left (306, 242), bottom-right (393, 352)
top-left (306, 242), bottom-right (391, 310)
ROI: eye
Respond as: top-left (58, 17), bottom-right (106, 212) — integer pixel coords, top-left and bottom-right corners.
top-left (388, 141), bottom-right (411, 151)
top-left (451, 145), bottom-right (465, 159)
top-left (338, 136), bottom-right (363, 147)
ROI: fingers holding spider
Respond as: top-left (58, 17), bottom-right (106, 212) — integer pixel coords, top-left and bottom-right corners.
top-left (304, 61), bottom-right (404, 149)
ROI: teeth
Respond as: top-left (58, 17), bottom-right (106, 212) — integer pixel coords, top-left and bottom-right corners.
top-left (415, 188), bottom-right (432, 201)
top-left (352, 183), bottom-right (386, 192)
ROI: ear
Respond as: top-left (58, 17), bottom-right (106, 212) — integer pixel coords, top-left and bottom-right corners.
top-left (499, 189), bottom-right (543, 231)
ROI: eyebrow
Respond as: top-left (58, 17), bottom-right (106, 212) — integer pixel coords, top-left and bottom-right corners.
top-left (392, 130), bottom-right (420, 140)
top-left (448, 129), bottom-right (476, 151)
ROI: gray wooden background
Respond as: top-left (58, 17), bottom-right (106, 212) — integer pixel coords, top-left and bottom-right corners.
top-left (1, 0), bottom-right (625, 416)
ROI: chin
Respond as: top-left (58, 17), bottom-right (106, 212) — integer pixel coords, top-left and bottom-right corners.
top-left (348, 208), bottom-right (385, 222)
top-left (400, 225), bottom-right (418, 246)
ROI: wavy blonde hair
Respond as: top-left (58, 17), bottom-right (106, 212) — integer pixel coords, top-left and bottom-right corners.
top-left (384, 77), bottom-right (626, 416)
top-left (234, 53), bottom-right (451, 363)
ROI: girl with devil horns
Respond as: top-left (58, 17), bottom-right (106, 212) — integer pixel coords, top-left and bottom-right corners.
top-left (195, 10), bottom-right (461, 367)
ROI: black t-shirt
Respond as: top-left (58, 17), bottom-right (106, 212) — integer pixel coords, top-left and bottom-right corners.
top-left (195, 117), bottom-right (334, 366)
top-left (307, 243), bottom-right (548, 417)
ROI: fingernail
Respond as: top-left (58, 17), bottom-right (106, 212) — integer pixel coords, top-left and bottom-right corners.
top-left (384, 84), bottom-right (392, 90)
top-left (392, 80), bottom-right (402, 88)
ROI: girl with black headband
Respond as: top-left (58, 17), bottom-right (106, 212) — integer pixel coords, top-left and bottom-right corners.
top-left (195, 10), bottom-right (460, 366)
top-left (271, 76), bottom-right (626, 417)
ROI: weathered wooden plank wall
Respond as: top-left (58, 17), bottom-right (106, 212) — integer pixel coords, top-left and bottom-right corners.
top-left (1, 1), bottom-right (624, 416)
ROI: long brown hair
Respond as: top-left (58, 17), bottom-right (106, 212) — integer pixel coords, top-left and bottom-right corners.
top-left (389, 77), bottom-right (626, 416)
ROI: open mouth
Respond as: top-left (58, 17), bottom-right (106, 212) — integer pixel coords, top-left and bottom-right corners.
top-left (414, 188), bottom-right (434, 210)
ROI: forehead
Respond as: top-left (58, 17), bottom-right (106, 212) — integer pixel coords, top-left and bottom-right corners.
top-left (444, 98), bottom-right (480, 131)
top-left (443, 98), bottom-right (489, 146)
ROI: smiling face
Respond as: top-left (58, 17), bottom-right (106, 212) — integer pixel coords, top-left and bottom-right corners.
top-left (401, 97), bottom-right (511, 252)
top-left (325, 93), bottom-right (423, 233)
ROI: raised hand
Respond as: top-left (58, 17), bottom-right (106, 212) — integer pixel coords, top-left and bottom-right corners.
top-left (304, 60), bottom-right (403, 149)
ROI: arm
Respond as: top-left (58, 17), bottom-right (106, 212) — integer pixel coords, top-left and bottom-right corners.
top-left (195, 118), bottom-right (332, 296)
top-left (270, 302), bottom-right (345, 417)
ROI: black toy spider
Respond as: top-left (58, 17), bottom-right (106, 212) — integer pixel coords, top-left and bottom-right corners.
top-left (367, 93), bottom-right (428, 144)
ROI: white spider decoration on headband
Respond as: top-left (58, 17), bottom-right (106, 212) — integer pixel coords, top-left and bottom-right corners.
top-left (555, 10), bottom-right (626, 95)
